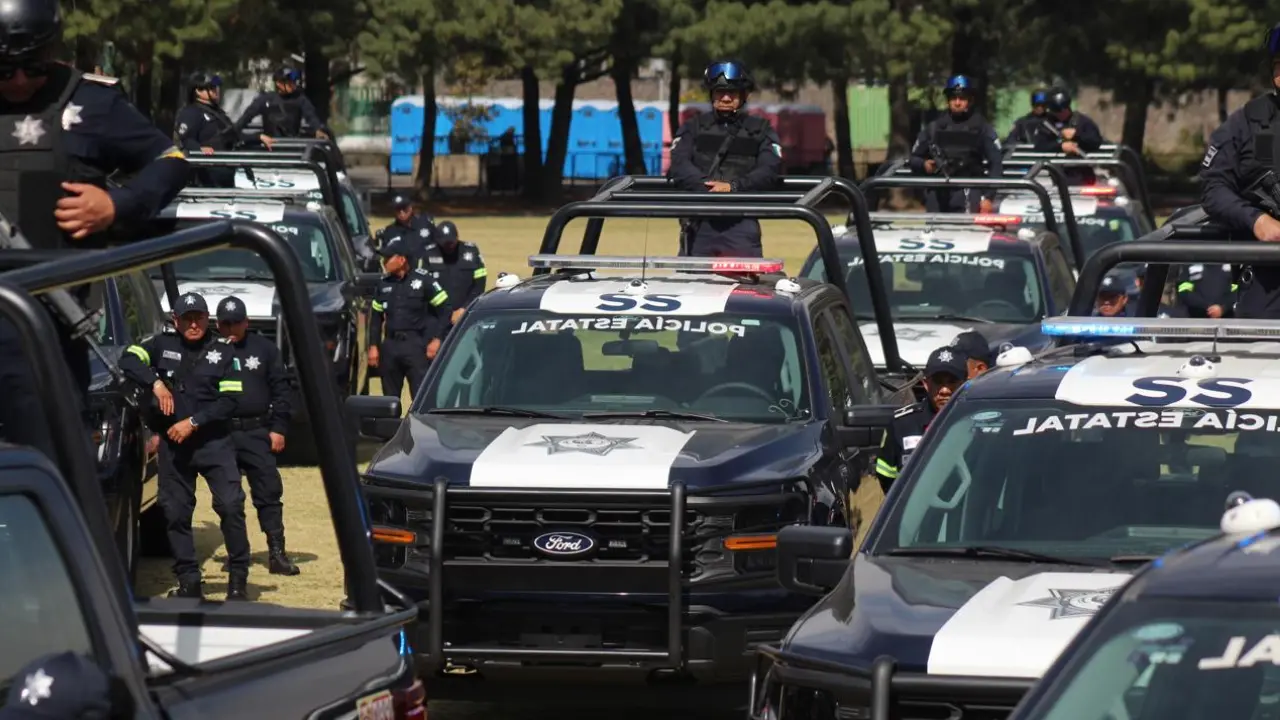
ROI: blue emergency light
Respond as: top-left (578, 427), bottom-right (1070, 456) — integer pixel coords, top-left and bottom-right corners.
top-left (1042, 317), bottom-right (1280, 340)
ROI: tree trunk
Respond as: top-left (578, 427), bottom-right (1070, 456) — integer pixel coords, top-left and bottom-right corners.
top-left (415, 65), bottom-right (438, 200)
top-left (613, 58), bottom-right (646, 175)
top-left (303, 39), bottom-right (332, 125)
top-left (667, 53), bottom-right (681, 137)
top-left (543, 62), bottom-right (578, 202)
top-left (135, 58), bottom-right (153, 119)
top-left (520, 64), bottom-right (543, 201)
top-left (155, 59), bottom-right (182, 138)
top-left (1218, 86), bottom-right (1230, 124)
top-left (1120, 80), bottom-right (1153, 155)
top-left (832, 81), bottom-right (853, 179)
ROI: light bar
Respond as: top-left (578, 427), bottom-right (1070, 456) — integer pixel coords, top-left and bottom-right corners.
top-left (527, 254), bottom-right (785, 274)
top-left (972, 214), bottom-right (1022, 226)
top-left (1077, 186), bottom-right (1117, 196)
top-left (868, 212), bottom-right (994, 226)
top-left (1042, 317), bottom-right (1280, 340)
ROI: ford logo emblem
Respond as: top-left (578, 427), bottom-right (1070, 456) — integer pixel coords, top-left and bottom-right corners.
top-left (533, 531), bottom-right (596, 559)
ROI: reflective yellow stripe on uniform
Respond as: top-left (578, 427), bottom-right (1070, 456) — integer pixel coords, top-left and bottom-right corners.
top-left (875, 458), bottom-right (899, 479)
top-left (430, 291), bottom-right (448, 307)
top-left (473, 267), bottom-right (487, 279)
top-left (371, 300), bottom-right (385, 312)
top-left (1177, 282), bottom-right (1194, 293)
top-left (125, 345), bottom-right (150, 364)
top-left (1232, 283), bottom-right (1240, 292)
top-left (219, 380), bottom-right (243, 392)
top-left (160, 146), bottom-right (186, 160)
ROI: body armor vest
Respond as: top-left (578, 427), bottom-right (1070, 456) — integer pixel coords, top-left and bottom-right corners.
top-left (204, 102), bottom-right (239, 149)
top-left (690, 112), bottom-right (768, 182)
top-left (933, 114), bottom-right (984, 175)
top-left (0, 65), bottom-right (107, 250)
top-left (1244, 94), bottom-right (1280, 182)
top-left (264, 92), bottom-right (305, 137)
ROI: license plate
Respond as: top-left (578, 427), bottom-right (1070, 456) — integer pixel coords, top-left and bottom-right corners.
top-left (357, 689), bottom-right (394, 720)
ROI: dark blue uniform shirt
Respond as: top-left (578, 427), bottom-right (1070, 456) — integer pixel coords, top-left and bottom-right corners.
top-left (174, 100), bottom-right (238, 153)
top-left (226, 332), bottom-right (293, 434)
top-left (233, 91), bottom-right (323, 138)
top-left (120, 330), bottom-right (243, 429)
top-left (369, 268), bottom-right (452, 343)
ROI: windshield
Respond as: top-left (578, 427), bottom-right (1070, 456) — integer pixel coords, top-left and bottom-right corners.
top-left (875, 400), bottom-right (1274, 561)
top-left (807, 245), bottom-right (1044, 324)
top-left (340, 185), bottom-right (369, 238)
top-left (1027, 208), bottom-right (1138, 263)
top-left (145, 218), bottom-right (337, 283)
top-left (423, 309), bottom-right (811, 423)
top-left (1034, 601), bottom-right (1280, 720)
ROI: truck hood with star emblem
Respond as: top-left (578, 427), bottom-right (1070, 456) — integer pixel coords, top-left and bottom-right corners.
top-left (858, 321), bottom-right (1050, 368)
top-left (362, 416), bottom-right (824, 490)
top-left (780, 554), bottom-right (1133, 678)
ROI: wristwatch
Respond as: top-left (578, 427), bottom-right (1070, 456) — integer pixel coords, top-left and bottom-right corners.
top-left (189, 417), bottom-right (199, 429)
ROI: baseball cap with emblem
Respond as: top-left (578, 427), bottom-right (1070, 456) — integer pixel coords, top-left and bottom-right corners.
top-left (1099, 268), bottom-right (1138, 296)
top-left (377, 235), bottom-right (407, 258)
top-left (393, 194), bottom-right (412, 210)
top-left (950, 330), bottom-right (993, 366)
top-left (0, 651), bottom-right (112, 720)
top-left (436, 221), bottom-right (459, 247)
top-left (176, 292), bottom-right (208, 314)
top-left (216, 296), bottom-right (247, 323)
top-left (925, 346), bottom-right (968, 380)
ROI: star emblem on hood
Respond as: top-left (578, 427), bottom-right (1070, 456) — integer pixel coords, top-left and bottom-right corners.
top-left (1018, 587), bottom-right (1122, 620)
top-left (526, 431), bottom-right (640, 456)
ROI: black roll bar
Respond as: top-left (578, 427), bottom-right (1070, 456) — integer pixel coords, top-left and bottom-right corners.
top-left (550, 174), bottom-right (905, 372)
top-left (0, 220), bottom-right (383, 612)
top-left (536, 183), bottom-right (907, 373)
top-left (1003, 156), bottom-right (1155, 227)
top-left (1004, 143), bottom-right (1153, 220)
top-left (861, 170), bottom-right (1086, 271)
top-left (258, 138), bottom-right (348, 172)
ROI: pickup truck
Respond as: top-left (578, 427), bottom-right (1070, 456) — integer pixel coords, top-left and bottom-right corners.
top-left (0, 219), bottom-right (424, 718)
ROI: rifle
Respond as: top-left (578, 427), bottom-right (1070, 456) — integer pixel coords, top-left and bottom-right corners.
top-left (0, 213), bottom-right (125, 385)
top-left (1040, 119), bottom-right (1090, 159)
top-left (927, 142), bottom-right (953, 178)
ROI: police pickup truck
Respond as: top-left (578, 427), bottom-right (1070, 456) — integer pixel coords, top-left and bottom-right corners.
top-left (0, 220), bottom-right (423, 719)
top-left (140, 191), bottom-right (378, 444)
top-left (1007, 494), bottom-right (1280, 720)
top-left (748, 302), bottom-right (1279, 719)
top-left (801, 213), bottom-right (1077, 369)
top-left (358, 253), bottom-right (913, 702)
top-left (998, 186), bottom-right (1154, 265)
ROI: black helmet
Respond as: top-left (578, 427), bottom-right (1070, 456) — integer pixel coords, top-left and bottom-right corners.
top-left (1045, 88), bottom-right (1072, 113)
top-left (703, 60), bottom-right (754, 93)
top-left (188, 72), bottom-right (221, 91)
top-left (1266, 23), bottom-right (1280, 57)
top-left (0, 0), bottom-right (60, 59)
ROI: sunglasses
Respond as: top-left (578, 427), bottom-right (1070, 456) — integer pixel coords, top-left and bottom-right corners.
top-left (0, 59), bottom-right (50, 80)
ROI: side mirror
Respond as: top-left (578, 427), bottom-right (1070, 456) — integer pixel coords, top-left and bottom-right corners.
top-left (777, 525), bottom-right (853, 596)
top-left (354, 272), bottom-right (383, 296)
top-left (837, 404), bottom-right (898, 450)
top-left (344, 394), bottom-right (402, 441)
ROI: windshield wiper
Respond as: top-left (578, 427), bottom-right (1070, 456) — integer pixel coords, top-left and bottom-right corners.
top-left (1108, 554), bottom-right (1160, 566)
top-left (428, 406), bottom-right (569, 419)
top-left (927, 313), bottom-right (995, 324)
top-left (581, 409), bottom-right (728, 422)
top-left (885, 545), bottom-right (1103, 567)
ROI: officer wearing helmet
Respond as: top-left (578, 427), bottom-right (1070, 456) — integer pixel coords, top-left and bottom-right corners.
top-left (908, 75), bottom-right (1003, 213)
top-left (232, 66), bottom-right (326, 149)
top-left (1026, 87), bottom-right (1103, 156)
top-left (1004, 87), bottom-right (1048, 146)
top-left (667, 60), bottom-right (782, 257)
top-left (0, 0), bottom-right (190, 459)
top-left (174, 72), bottom-right (238, 187)
top-left (1200, 23), bottom-right (1280, 318)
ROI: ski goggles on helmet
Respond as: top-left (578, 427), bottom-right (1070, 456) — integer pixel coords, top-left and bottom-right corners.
top-left (704, 61), bottom-right (748, 86)
top-left (1266, 24), bottom-right (1280, 56)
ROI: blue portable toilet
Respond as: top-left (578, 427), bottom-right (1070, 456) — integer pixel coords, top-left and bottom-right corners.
top-left (389, 95), bottom-right (425, 174)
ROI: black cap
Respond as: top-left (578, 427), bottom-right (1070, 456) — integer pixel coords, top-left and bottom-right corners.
top-left (1, 651), bottom-right (111, 719)
top-left (393, 194), bottom-right (412, 210)
top-left (1100, 269), bottom-right (1138, 296)
top-left (175, 292), bottom-right (209, 315)
top-left (436, 221), bottom-right (459, 245)
top-left (377, 235), bottom-right (407, 258)
top-left (216, 296), bottom-right (247, 323)
top-left (925, 346), bottom-right (969, 380)
top-left (950, 330), bottom-right (993, 366)
top-left (0, 0), bottom-right (61, 59)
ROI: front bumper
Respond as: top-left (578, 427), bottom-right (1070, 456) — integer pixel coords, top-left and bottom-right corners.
top-left (363, 477), bottom-right (812, 690)
top-left (749, 647), bottom-right (1034, 720)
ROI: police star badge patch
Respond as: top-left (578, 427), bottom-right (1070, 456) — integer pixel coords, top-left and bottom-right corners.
top-left (526, 431), bottom-right (640, 456)
top-left (62, 103), bottom-right (83, 130)
top-left (1017, 587), bottom-right (1121, 620)
top-left (12, 115), bottom-right (43, 145)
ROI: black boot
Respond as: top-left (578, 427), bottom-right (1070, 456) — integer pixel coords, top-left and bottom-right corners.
top-left (268, 531), bottom-right (300, 576)
top-left (169, 577), bottom-right (204, 599)
top-left (226, 571), bottom-right (249, 601)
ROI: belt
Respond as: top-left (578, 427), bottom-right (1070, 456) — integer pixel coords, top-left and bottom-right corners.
top-left (388, 330), bottom-right (424, 341)
top-left (230, 415), bottom-right (270, 431)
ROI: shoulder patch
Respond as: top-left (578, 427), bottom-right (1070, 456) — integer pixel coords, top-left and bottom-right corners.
top-left (82, 72), bottom-right (120, 86)
top-left (413, 267), bottom-right (430, 275)
top-left (217, 336), bottom-right (232, 344)
top-left (894, 405), bottom-right (918, 419)
top-left (1202, 145), bottom-right (1218, 168)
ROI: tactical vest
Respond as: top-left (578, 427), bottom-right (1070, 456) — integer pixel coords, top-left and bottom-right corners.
top-left (0, 65), bottom-right (108, 250)
top-left (1244, 94), bottom-right (1280, 182)
top-left (933, 115), bottom-right (984, 175)
top-left (264, 92), bottom-right (305, 137)
top-left (204, 102), bottom-right (238, 149)
top-left (691, 112), bottom-right (768, 182)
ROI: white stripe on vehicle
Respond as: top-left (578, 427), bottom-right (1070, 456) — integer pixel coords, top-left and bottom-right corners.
top-left (538, 279), bottom-right (737, 316)
top-left (468, 424), bottom-right (695, 489)
top-left (160, 281), bottom-right (277, 319)
top-left (858, 322), bottom-right (970, 368)
top-left (1055, 354), bottom-right (1280, 409)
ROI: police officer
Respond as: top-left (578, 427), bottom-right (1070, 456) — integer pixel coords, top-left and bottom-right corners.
top-left (874, 346), bottom-right (968, 494)
top-left (421, 221), bottom-right (486, 329)
top-left (0, 651), bottom-right (115, 719)
top-left (232, 67), bottom-right (326, 149)
top-left (667, 59), bottom-right (782, 257)
top-left (378, 194), bottom-right (436, 267)
top-left (949, 329), bottom-right (994, 378)
top-left (908, 75), bottom-right (1003, 213)
top-left (368, 236), bottom-right (452, 400)
top-left (175, 71), bottom-right (237, 187)
top-left (215, 296), bottom-right (300, 576)
top-left (0, 0), bottom-right (189, 460)
top-left (1200, 24), bottom-right (1280, 318)
top-left (120, 292), bottom-right (251, 600)
top-left (1094, 269), bottom-right (1140, 317)
top-left (1027, 87), bottom-right (1104, 156)
top-left (1004, 87), bottom-right (1048, 146)
top-left (1175, 263), bottom-right (1237, 319)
